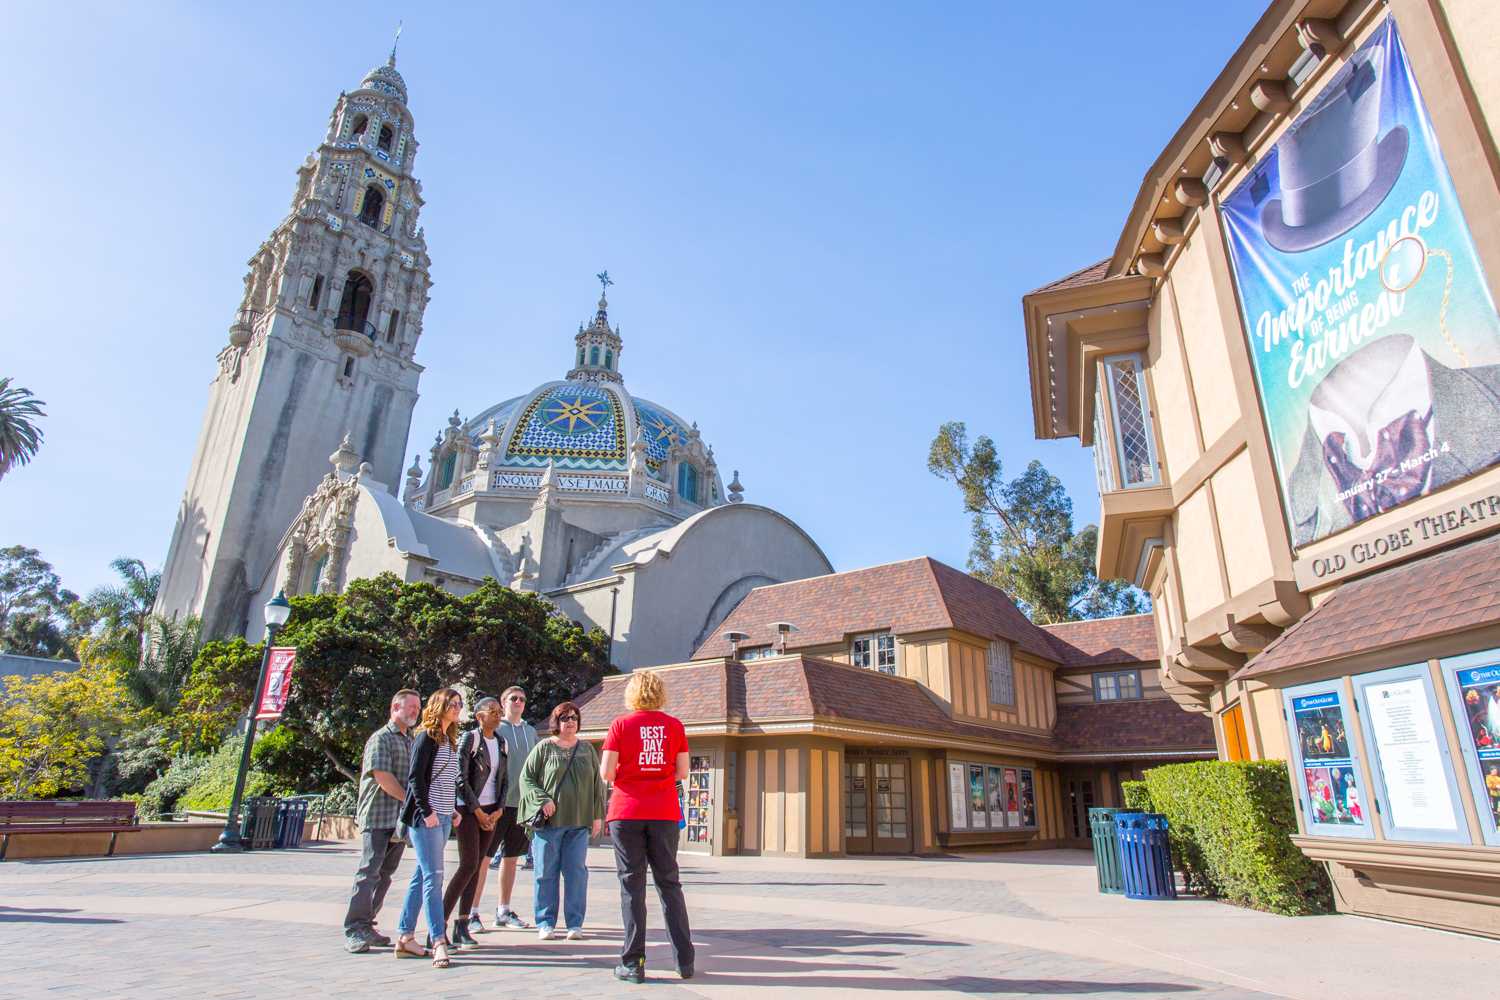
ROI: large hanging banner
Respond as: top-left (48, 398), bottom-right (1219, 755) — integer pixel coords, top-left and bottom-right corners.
top-left (1220, 18), bottom-right (1500, 547)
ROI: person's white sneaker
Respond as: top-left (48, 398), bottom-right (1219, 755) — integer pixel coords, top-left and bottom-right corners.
top-left (565, 928), bottom-right (584, 941)
top-left (537, 927), bottom-right (558, 941)
top-left (495, 908), bottom-right (532, 930)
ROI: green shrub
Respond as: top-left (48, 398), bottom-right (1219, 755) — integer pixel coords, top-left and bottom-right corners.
top-left (1141, 760), bottom-right (1333, 915)
top-left (177, 736), bottom-right (272, 811)
top-left (1120, 780), bottom-right (1153, 811)
top-left (323, 781), bottom-right (357, 816)
top-left (139, 751), bottom-right (212, 820)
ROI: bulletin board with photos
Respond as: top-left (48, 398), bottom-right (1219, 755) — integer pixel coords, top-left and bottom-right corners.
top-left (684, 754), bottom-right (714, 847)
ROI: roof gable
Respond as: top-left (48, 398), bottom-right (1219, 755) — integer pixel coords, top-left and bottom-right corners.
top-left (1040, 614), bottom-right (1159, 667)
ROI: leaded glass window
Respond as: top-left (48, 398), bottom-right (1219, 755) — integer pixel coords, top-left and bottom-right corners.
top-left (852, 632), bottom-right (896, 675)
top-left (987, 639), bottom-right (1014, 705)
top-left (1092, 391), bottom-right (1116, 494)
top-left (1102, 354), bottom-right (1160, 488)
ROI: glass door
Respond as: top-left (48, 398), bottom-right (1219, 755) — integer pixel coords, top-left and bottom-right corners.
top-left (871, 759), bottom-right (912, 853)
top-left (844, 759), bottom-right (871, 853)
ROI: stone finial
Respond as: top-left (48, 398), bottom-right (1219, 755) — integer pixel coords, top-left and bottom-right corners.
top-left (532, 460), bottom-right (561, 511)
top-left (330, 433), bottom-right (360, 478)
top-left (357, 461), bottom-right (374, 480)
top-left (627, 432), bottom-right (649, 497)
top-left (728, 470), bottom-right (744, 504)
top-left (510, 536), bottom-right (537, 591)
top-left (403, 454), bottom-right (423, 502)
top-left (476, 418), bottom-right (502, 470)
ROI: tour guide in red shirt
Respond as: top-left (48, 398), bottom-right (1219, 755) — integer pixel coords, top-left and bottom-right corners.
top-left (600, 670), bottom-right (696, 984)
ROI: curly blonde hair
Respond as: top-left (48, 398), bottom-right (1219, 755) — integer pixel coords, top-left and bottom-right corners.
top-left (420, 687), bottom-right (461, 746)
top-left (624, 670), bottom-right (667, 712)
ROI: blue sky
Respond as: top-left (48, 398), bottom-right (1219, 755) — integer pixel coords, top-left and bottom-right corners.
top-left (0, 2), bottom-right (1265, 599)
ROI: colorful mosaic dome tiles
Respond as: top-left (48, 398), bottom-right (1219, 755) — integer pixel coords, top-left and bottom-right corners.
top-left (503, 383), bottom-right (627, 470)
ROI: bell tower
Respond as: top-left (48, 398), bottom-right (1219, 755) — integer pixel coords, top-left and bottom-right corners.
top-left (156, 53), bottom-right (433, 638)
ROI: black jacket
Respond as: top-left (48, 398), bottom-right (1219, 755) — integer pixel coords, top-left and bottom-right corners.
top-left (400, 730), bottom-right (468, 827)
top-left (456, 728), bottom-right (508, 814)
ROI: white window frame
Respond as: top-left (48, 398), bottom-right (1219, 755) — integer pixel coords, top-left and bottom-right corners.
top-left (1093, 669), bottom-right (1142, 702)
top-left (739, 645), bottom-right (775, 661)
top-left (1091, 390), bottom-right (1116, 494)
top-left (852, 632), bottom-right (897, 675)
top-left (1100, 352), bottom-right (1161, 490)
top-left (986, 639), bottom-right (1014, 706)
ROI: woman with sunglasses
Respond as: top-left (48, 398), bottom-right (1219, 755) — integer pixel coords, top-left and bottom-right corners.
top-left (394, 688), bottom-right (465, 968)
top-left (518, 700), bottom-right (606, 941)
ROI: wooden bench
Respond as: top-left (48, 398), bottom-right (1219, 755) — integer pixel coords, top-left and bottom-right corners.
top-left (0, 800), bottom-right (141, 860)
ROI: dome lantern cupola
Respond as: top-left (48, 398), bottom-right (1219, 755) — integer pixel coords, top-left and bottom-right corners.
top-left (567, 271), bottom-right (624, 384)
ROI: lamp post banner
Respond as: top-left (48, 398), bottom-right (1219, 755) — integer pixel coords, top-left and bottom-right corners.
top-left (1219, 17), bottom-right (1500, 549)
top-left (255, 647), bottom-right (297, 720)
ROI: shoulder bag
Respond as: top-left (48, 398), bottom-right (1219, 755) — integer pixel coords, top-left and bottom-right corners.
top-left (523, 740), bottom-right (580, 831)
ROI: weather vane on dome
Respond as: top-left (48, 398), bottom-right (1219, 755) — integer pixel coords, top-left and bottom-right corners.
top-left (389, 21), bottom-right (403, 66)
top-left (597, 270), bottom-right (613, 297)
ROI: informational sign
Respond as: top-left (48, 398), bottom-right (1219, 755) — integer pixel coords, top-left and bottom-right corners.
top-left (948, 762), bottom-right (968, 830)
top-left (254, 647), bottom-right (297, 720)
top-left (1291, 691), bottom-right (1367, 827)
top-left (1220, 18), bottom-right (1500, 547)
top-left (1362, 678), bottom-right (1459, 832)
top-left (968, 764), bottom-right (988, 829)
top-left (1003, 768), bottom-right (1021, 827)
top-left (1453, 662), bottom-right (1500, 830)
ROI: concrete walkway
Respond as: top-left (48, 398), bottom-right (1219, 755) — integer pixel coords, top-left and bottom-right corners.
top-left (0, 844), bottom-right (1489, 998)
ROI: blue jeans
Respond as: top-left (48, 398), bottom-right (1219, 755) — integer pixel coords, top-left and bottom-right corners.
top-left (532, 825), bottom-right (589, 930)
top-left (397, 815), bottom-right (451, 941)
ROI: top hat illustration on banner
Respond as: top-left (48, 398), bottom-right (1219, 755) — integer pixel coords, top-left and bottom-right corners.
top-left (1260, 46), bottom-right (1409, 253)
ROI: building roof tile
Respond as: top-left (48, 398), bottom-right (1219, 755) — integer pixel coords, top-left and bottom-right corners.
top-left (1052, 698), bottom-right (1215, 755)
top-left (1028, 258), bottom-right (1111, 296)
top-left (1041, 614), bottom-right (1158, 667)
top-left (1237, 533), bottom-right (1500, 680)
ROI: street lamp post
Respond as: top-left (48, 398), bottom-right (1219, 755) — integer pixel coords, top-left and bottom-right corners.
top-left (212, 590), bottom-right (292, 853)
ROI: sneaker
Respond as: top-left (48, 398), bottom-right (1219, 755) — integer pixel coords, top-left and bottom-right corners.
top-left (344, 934), bottom-right (370, 954)
top-left (496, 908), bottom-right (532, 930)
top-left (366, 929), bottom-right (393, 948)
top-left (537, 926), bottom-right (558, 941)
top-left (488, 854), bottom-right (502, 870)
top-left (565, 928), bottom-right (584, 941)
top-left (614, 959), bottom-right (645, 984)
top-left (466, 912), bottom-right (486, 935)
top-left (678, 963), bottom-right (695, 980)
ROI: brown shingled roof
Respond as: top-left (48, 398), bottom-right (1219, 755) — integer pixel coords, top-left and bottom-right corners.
top-left (691, 557), bottom-right (1060, 661)
top-left (1028, 258), bottom-right (1111, 296)
top-left (1237, 533), bottom-right (1500, 681)
top-left (1041, 614), bottom-right (1159, 667)
top-left (1052, 699), bottom-right (1215, 756)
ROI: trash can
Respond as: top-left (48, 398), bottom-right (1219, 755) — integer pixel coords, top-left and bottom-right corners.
top-left (238, 796), bottom-right (279, 851)
top-left (274, 798), bottom-right (309, 848)
top-left (1089, 807), bottom-right (1136, 894)
top-left (1116, 812), bottom-right (1177, 900)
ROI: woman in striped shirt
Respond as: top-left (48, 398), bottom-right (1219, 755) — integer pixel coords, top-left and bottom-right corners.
top-left (395, 688), bottom-right (465, 968)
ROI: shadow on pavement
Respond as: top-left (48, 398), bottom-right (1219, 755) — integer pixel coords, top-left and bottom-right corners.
top-left (0, 906), bottom-right (123, 925)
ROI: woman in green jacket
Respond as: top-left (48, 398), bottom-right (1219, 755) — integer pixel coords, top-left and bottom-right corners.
top-left (519, 700), bottom-right (606, 940)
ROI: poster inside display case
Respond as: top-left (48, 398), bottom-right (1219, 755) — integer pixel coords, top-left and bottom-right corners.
top-left (1352, 664), bottom-right (1466, 844)
top-left (1019, 770), bottom-right (1036, 827)
top-left (948, 762), bottom-right (967, 830)
top-left (1442, 649), bottom-right (1500, 846)
top-left (684, 754), bottom-right (713, 846)
top-left (968, 764), bottom-right (988, 828)
top-left (985, 766), bottom-right (1004, 827)
top-left (1283, 681), bottom-right (1373, 838)
top-left (1003, 768), bottom-right (1021, 827)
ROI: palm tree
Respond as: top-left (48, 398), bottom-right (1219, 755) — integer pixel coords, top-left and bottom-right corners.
top-left (83, 558), bottom-right (162, 668)
top-left (0, 378), bottom-right (46, 480)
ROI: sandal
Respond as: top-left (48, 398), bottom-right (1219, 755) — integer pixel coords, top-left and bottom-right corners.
top-left (394, 936), bottom-right (427, 959)
top-left (432, 940), bottom-right (451, 969)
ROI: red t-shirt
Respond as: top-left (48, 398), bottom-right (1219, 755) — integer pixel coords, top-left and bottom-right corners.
top-left (603, 710), bottom-right (688, 822)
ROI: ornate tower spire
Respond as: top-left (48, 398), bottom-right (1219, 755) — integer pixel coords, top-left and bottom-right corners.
top-left (566, 271), bottom-right (624, 383)
top-left (156, 54), bottom-right (433, 639)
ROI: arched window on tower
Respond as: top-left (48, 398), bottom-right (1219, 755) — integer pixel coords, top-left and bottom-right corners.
top-left (677, 463), bottom-right (700, 505)
top-left (378, 124), bottom-right (394, 153)
top-left (358, 185), bottom-right (385, 228)
top-left (350, 115), bottom-right (368, 140)
top-left (387, 310), bottom-right (401, 343)
top-left (589, 345), bottom-right (600, 366)
top-left (437, 450), bottom-right (458, 490)
top-left (308, 274), bottom-right (325, 311)
top-left (335, 271), bottom-right (374, 334)
top-left (605, 349), bottom-right (613, 370)
top-left (577, 347), bottom-right (585, 367)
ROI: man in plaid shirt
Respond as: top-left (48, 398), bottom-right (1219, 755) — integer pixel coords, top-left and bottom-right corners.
top-left (343, 689), bottom-right (420, 953)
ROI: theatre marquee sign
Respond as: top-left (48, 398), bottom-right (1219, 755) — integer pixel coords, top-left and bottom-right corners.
top-left (1294, 479), bottom-right (1500, 588)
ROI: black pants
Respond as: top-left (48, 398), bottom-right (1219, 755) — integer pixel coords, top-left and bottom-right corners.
top-left (610, 819), bottom-right (694, 968)
top-left (444, 804), bottom-right (505, 920)
top-left (344, 827), bottom-right (406, 936)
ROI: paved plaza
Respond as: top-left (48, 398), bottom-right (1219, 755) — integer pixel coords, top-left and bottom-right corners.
top-left (0, 843), bottom-right (1491, 999)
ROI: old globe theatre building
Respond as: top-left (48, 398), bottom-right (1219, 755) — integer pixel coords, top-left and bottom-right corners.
top-left (1023, 0), bottom-right (1500, 935)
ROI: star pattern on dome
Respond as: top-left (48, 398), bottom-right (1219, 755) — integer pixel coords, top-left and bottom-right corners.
top-left (632, 401), bottom-right (686, 478)
top-left (541, 395), bottom-right (609, 435)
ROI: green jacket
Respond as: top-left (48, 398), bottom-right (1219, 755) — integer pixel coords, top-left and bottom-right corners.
top-left (519, 738), bottom-right (606, 829)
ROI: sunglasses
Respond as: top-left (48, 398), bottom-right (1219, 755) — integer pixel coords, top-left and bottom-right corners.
top-left (507, 696), bottom-right (526, 703)
top-left (558, 715), bottom-right (580, 723)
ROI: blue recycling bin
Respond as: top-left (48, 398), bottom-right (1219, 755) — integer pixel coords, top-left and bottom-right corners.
top-left (273, 798), bottom-right (309, 848)
top-left (1116, 812), bottom-right (1177, 900)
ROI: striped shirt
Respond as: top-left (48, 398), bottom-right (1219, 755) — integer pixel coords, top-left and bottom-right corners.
top-left (429, 740), bottom-right (459, 817)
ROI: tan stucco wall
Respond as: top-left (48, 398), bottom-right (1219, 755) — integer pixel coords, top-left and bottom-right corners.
top-left (1174, 485), bottom-right (1225, 620)
top-left (1211, 450), bottom-right (1277, 595)
top-left (1166, 235), bottom-right (1242, 447)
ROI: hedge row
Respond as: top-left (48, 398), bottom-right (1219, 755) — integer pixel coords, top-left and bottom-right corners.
top-left (1130, 760), bottom-right (1333, 916)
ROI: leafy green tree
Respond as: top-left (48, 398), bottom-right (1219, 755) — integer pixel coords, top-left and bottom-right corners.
top-left (0, 378), bottom-right (46, 480)
top-left (0, 662), bottom-right (136, 798)
top-left (928, 421), bottom-right (1146, 623)
top-left (172, 637), bottom-right (263, 755)
top-left (0, 546), bottom-right (78, 658)
top-left (77, 557), bottom-right (161, 672)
